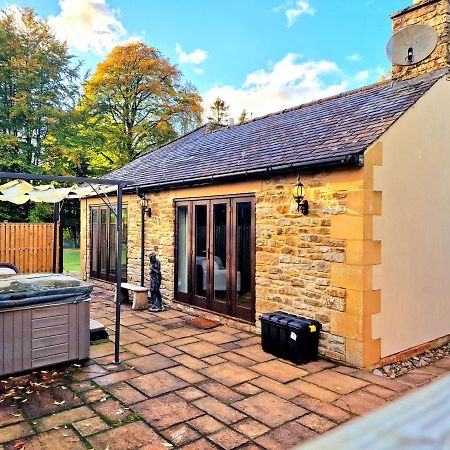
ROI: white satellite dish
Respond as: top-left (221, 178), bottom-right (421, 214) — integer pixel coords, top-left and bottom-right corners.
top-left (386, 24), bottom-right (438, 66)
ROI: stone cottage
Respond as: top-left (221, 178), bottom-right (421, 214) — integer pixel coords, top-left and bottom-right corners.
top-left (80, 0), bottom-right (450, 368)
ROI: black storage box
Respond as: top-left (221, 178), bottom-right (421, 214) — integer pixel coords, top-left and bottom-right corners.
top-left (260, 311), bottom-right (322, 364)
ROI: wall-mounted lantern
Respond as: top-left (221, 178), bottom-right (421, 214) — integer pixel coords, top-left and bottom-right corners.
top-left (292, 175), bottom-right (309, 215)
top-left (140, 196), bottom-right (152, 218)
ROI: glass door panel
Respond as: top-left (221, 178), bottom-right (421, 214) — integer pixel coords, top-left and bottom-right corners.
top-left (100, 208), bottom-right (108, 278)
top-left (193, 203), bottom-right (208, 308)
top-left (91, 209), bottom-right (99, 276)
top-left (212, 202), bottom-right (229, 314)
top-left (236, 202), bottom-right (252, 309)
top-left (176, 205), bottom-right (189, 296)
top-left (109, 211), bottom-right (117, 276)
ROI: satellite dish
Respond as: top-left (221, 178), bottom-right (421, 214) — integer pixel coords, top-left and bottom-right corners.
top-left (386, 24), bottom-right (438, 66)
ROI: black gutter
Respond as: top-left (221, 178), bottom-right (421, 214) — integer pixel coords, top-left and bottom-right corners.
top-left (124, 153), bottom-right (362, 194)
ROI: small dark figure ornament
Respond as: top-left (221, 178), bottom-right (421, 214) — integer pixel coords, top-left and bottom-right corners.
top-left (148, 252), bottom-right (163, 312)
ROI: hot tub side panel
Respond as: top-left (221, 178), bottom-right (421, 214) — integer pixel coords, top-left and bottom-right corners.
top-left (0, 300), bottom-right (90, 377)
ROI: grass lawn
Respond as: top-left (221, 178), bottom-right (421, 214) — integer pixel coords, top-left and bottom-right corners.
top-left (63, 248), bottom-right (80, 272)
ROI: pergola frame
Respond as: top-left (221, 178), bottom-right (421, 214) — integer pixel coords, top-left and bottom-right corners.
top-left (0, 171), bottom-right (128, 365)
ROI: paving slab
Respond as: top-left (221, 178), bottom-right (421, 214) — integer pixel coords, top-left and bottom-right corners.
top-left (232, 418), bottom-right (270, 439)
top-left (198, 380), bottom-right (244, 404)
top-left (133, 393), bottom-right (203, 429)
top-left (104, 382), bottom-right (147, 405)
top-left (193, 396), bottom-right (246, 425)
top-left (0, 399), bottom-right (24, 427)
top-left (200, 362), bottom-right (259, 386)
top-left (0, 422), bottom-right (34, 444)
top-left (208, 428), bottom-right (249, 449)
top-left (129, 370), bottom-right (188, 397)
top-left (251, 360), bottom-right (309, 382)
top-left (161, 423), bottom-right (201, 446)
top-left (256, 421), bottom-right (318, 449)
top-left (233, 392), bottom-right (307, 428)
top-left (333, 390), bottom-right (388, 416)
top-left (92, 398), bottom-right (131, 423)
top-left (36, 405), bottom-right (95, 432)
top-left (87, 421), bottom-right (169, 449)
top-left (6, 428), bottom-right (84, 450)
top-left (126, 353), bottom-right (178, 374)
top-left (304, 369), bottom-right (369, 394)
top-left (188, 415), bottom-right (226, 434)
top-left (72, 416), bottom-right (110, 437)
top-left (178, 341), bottom-right (227, 358)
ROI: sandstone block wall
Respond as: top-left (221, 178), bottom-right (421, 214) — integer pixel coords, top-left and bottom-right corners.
top-left (391, 0), bottom-right (450, 80)
top-left (80, 166), bottom-right (382, 367)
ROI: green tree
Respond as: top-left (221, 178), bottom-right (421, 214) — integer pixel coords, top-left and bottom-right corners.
top-left (0, 6), bottom-right (81, 222)
top-left (238, 109), bottom-right (249, 124)
top-left (82, 41), bottom-right (203, 170)
top-left (208, 97), bottom-right (229, 127)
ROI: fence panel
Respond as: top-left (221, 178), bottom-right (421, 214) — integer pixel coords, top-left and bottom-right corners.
top-left (0, 223), bottom-right (60, 273)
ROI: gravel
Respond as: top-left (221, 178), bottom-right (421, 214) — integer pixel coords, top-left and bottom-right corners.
top-left (372, 342), bottom-right (450, 378)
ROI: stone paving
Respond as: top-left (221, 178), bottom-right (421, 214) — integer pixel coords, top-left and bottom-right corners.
top-left (1, 287), bottom-right (450, 450)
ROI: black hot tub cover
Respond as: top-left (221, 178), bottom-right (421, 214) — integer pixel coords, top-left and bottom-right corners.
top-left (0, 273), bottom-right (94, 309)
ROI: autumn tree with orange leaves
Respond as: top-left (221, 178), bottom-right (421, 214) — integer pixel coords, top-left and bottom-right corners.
top-left (83, 42), bottom-right (203, 168)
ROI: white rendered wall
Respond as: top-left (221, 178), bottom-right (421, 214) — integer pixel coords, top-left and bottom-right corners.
top-left (372, 77), bottom-right (450, 358)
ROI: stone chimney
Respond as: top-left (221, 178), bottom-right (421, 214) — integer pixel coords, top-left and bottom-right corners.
top-left (391, 0), bottom-right (450, 80)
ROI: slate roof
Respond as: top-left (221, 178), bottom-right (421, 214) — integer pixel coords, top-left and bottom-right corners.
top-left (111, 70), bottom-right (444, 191)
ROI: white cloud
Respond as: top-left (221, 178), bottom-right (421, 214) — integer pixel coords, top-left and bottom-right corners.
top-left (175, 43), bottom-right (207, 64)
top-left (202, 53), bottom-right (347, 122)
top-left (48, 0), bottom-right (127, 55)
top-left (274, 1), bottom-right (315, 27)
top-left (354, 70), bottom-right (369, 82)
top-left (193, 68), bottom-right (204, 75)
top-left (346, 53), bottom-right (362, 62)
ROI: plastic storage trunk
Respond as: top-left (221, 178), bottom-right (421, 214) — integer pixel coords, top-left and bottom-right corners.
top-left (260, 311), bottom-right (322, 364)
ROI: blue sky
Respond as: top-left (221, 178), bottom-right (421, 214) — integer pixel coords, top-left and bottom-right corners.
top-left (4, 0), bottom-right (408, 120)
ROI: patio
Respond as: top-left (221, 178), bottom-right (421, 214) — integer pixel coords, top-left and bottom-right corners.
top-left (1, 287), bottom-right (449, 450)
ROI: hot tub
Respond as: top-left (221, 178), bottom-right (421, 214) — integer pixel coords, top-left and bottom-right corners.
top-left (0, 273), bottom-right (93, 377)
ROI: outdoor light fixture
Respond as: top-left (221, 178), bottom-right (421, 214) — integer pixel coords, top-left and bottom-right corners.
top-left (140, 196), bottom-right (152, 217)
top-left (292, 175), bottom-right (309, 215)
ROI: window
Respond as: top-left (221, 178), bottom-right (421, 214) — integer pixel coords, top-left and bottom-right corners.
top-left (90, 205), bottom-right (127, 281)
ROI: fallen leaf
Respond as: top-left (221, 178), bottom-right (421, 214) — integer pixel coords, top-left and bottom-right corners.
top-left (26, 390), bottom-right (32, 395)
top-left (12, 413), bottom-right (21, 417)
top-left (13, 397), bottom-right (22, 400)
top-left (115, 409), bottom-right (124, 415)
top-left (53, 427), bottom-right (60, 430)
top-left (21, 399), bottom-right (27, 403)
top-left (17, 386), bottom-right (25, 390)
top-left (63, 434), bottom-right (69, 437)
top-left (53, 400), bottom-right (65, 405)
top-left (41, 371), bottom-right (48, 374)
top-left (100, 397), bottom-right (107, 402)
top-left (61, 386), bottom-right (67, 390)
top-left (84, 423), bottom-right (91, 427)
top-left (73, 364), bottom-right (81, 368)
top-left (14, 442), bottom-right (25, 449)
top-left (1, 380), bottom-right (8, 383)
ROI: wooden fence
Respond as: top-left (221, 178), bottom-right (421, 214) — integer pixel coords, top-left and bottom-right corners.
top-left (0, 223), bottom-right (60, 273)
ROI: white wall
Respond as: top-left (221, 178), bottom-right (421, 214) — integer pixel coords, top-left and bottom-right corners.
top-left (372, 77), bottom-right (450, 358)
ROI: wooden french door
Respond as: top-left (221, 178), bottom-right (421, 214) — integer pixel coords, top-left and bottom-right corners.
top-left (175, 196), bottom-right (255, 322)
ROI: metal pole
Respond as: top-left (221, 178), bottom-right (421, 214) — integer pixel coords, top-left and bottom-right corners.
top-left (52, 202), bottom-right (59, 273)
top-left (113, 185), bottom-right (123, 364)
top-left (140, 206), bottom-right (145, 286)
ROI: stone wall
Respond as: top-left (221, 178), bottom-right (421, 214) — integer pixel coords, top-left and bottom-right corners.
top-left (391, 0), bottom-right (450, 80)
top-left (80, 167), bottom-right (382, 367)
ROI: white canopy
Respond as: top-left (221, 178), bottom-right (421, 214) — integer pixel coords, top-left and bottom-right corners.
top-left (0, 180), bottom-right (117, 204)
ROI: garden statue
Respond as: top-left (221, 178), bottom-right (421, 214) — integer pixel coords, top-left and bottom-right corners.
top-left (148, 252), bottom-right (163, 312)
